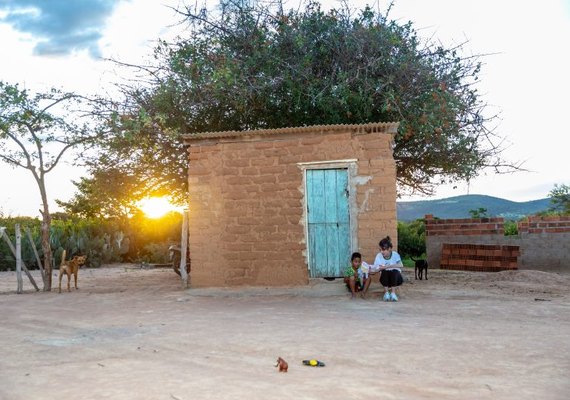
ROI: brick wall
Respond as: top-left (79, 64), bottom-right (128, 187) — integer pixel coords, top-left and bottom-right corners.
top-left (426, 215), bottom-right (570, 273)
top-left (425, 214), bottom-right (504, 236)
top-left (183, 123), bottom-right (399, 287)
top-left (518, 216), bottom-right (570, 234)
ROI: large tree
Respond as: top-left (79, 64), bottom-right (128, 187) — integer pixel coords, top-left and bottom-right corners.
top-left (56, 168), bottom-right (146, 219)
top-left (83, 0), bottom-right (518, 211)
top-left (548, 183), bottom-right (570, 215)
top-left (0, 82), bottom-right (104, 290)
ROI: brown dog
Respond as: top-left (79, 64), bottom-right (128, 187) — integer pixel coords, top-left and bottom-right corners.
top-left (275, 357), bottom-right (288, 372)
top-left (58, 250), bottom-right (87, 293)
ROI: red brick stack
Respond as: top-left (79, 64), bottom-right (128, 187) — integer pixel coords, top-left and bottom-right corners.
top-left (440, 244), bottom-right (520, 272)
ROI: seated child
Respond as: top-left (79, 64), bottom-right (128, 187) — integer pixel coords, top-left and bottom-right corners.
top-left (371, 236), bottom-right (404, 302)
top-left (343, 252), bottom-right (372, 299)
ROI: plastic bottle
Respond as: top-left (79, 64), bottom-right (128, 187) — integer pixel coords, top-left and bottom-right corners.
top-left (302, 359), bottom-right (325, 367)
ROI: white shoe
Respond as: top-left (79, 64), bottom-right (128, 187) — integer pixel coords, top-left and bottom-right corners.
top-left (390, 292), bottom-right (398, 302)
top-left (383, 292), bottom-right (391, 302)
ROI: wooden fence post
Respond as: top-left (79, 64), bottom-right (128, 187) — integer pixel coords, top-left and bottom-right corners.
top-left (1, 227), bottom-right (40, 292)
top-left (25, 228), bottom-right (46, 287)
top-left (179, 210), bottom-right (189, 289)
top-left (16, 224), bottom-right (23, 294)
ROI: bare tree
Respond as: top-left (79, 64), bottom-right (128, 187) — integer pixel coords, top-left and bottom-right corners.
top-left (0, 81), bottom-right (104, 290)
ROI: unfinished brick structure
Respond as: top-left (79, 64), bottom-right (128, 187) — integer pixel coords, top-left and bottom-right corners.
top-left (426, 215), bottom-right (570, 273)
top-left (182, 122), bottom-right (399, 287)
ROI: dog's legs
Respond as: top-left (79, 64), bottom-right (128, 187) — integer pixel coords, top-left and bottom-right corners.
top-left (67, 271), bottom-right (71, 292)
top-left (58, 270), bottom-right (63, 293)
top-left (74, 270), bottom-right (78, 290)
top-left (425, 266), bottom-right (428, 280)
top-left (415, 267), bottom-right (418, 280)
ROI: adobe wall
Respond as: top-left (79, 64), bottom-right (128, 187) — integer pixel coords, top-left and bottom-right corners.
top-left (183, 123), bottom-right (399, 287)
top-left (426, 215), bottom-right (570, 273)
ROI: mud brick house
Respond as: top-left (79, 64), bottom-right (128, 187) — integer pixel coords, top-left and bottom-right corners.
top-left (182, 122), bottom-right (399, 287)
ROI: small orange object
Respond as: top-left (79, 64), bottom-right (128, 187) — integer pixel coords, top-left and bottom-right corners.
top-left (275, 357), bottom-right (288, 372)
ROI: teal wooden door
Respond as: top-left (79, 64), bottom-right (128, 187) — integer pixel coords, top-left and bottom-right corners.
top-left (306, 169), bottom-right (350, 278)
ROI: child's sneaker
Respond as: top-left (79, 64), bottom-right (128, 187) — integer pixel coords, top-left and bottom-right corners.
top-left (390, 292), bottom-right (399, 302)
top-left (383, 292), bottom-right (391, 302)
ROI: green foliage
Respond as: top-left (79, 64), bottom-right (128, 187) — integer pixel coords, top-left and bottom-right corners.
top-left (397, 219), bottom-right (426, 259)
top-left (548, 183), bottom-right (570, 215)
top-left (78, 0), bottom-right (517, 213)
top-left (468, 207), bottom-right (488, 218)
top-left (140, 242), bottom-right (171, 264)
top-left (0, 217), bottom-right (41, 271)
top-left (401, 257), bottom-right (415, 268)
top-left (503, 220), bottom-right (518, 236)
top-left (56, 169), bottom-right (145, 218)
top-left (0, 213), bottom-right (182, 271)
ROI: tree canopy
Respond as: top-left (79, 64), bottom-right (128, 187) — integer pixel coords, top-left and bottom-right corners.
top-left (80, 0), bottom-right (518, 212)
top-left (548, 183), bottom-right (570, 215)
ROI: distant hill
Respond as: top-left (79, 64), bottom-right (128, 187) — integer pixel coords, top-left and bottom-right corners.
top-left (397, 194), bottom-right (551, 221)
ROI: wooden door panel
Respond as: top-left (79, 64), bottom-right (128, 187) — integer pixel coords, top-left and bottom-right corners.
top-left (307, 169), bottom-right (350, 278)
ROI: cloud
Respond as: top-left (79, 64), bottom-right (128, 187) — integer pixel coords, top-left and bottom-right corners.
top-left (0, 0), bottom-right (120, 58)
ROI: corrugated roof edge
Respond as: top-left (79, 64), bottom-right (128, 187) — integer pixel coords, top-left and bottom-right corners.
top-left (182, 122), bottom-right (399, 143)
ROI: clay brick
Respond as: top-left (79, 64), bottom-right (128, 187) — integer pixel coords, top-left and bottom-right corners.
top-left (223, 243), bottom-right (254, 252)
top-left (263, 148), bottom-right (288, 157)
top-left (261, 165), bottom-right (285, 174)
top-left (226, 176), bottom-right (253, 185)
top-left (251, 157), bottom-right (275, 167)
top-left (220, 168), bottom-right (240, 176)
top-left (272, 140), bottom-right (294, 148)
top-left (251, 174), bottom-right (277, 184)
top-left (188, 166), bottom-right (211, 176)
top-left (224, 159), bottom-right (250, 168)
top-left (299, 136), bottom-right (325, 145)
top-left (289, 145), bottom-right (315, 155)
top-left (240, 167), bottom-right (258, 176)
top-left (253, 142), bottom-right (274, 149)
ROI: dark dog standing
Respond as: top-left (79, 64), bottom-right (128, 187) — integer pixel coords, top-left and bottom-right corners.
top-left (412, 257), bottom-right (428, 280)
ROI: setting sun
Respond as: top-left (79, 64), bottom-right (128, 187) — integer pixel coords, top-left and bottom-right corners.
top-left (137, 196), bottom-right (183, 218)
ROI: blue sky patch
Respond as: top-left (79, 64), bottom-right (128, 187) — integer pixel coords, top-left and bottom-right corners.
top-left (0, 0), bottom-right (119, 57)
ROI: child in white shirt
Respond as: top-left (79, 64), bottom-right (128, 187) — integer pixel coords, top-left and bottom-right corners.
top-left (365, 236), bottom-right (404, 301)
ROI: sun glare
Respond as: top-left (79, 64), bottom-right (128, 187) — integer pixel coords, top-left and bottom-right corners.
top-left (137, 196), bottom-right (182, 219)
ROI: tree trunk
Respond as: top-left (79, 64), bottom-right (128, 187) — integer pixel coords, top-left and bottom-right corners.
top-left (38, 181), bottom-right (53, 291)
top-left (40, 214), bottom-right (52, 290)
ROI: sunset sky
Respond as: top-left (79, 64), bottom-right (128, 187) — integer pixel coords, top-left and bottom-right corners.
top-left (1, 0), bottom-right (569, 217)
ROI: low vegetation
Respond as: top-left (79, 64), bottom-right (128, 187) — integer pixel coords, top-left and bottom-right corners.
top-left (0, 212), bottom-right (181, 272)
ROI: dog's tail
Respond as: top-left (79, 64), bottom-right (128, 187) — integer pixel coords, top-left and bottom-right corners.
top-left (60, 249), bottom-right (67, 266)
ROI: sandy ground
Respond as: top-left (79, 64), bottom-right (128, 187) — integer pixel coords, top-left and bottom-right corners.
top-left (0, 265), bottom-right (569, 400)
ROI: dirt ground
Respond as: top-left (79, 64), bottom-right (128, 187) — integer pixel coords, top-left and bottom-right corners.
top-left (0, 265), bottom-right (569, 400)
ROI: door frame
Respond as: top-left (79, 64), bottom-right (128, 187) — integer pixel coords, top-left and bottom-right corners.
top-left (298, 159), bottom-right (359, 275)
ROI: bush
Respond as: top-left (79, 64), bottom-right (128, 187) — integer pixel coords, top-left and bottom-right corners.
top-left (0, 212), bottom-right (182, 270)
top-left (504, 220), bottom-right (518, 236)
top-left (397, 219), bottom-right (426, 259)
